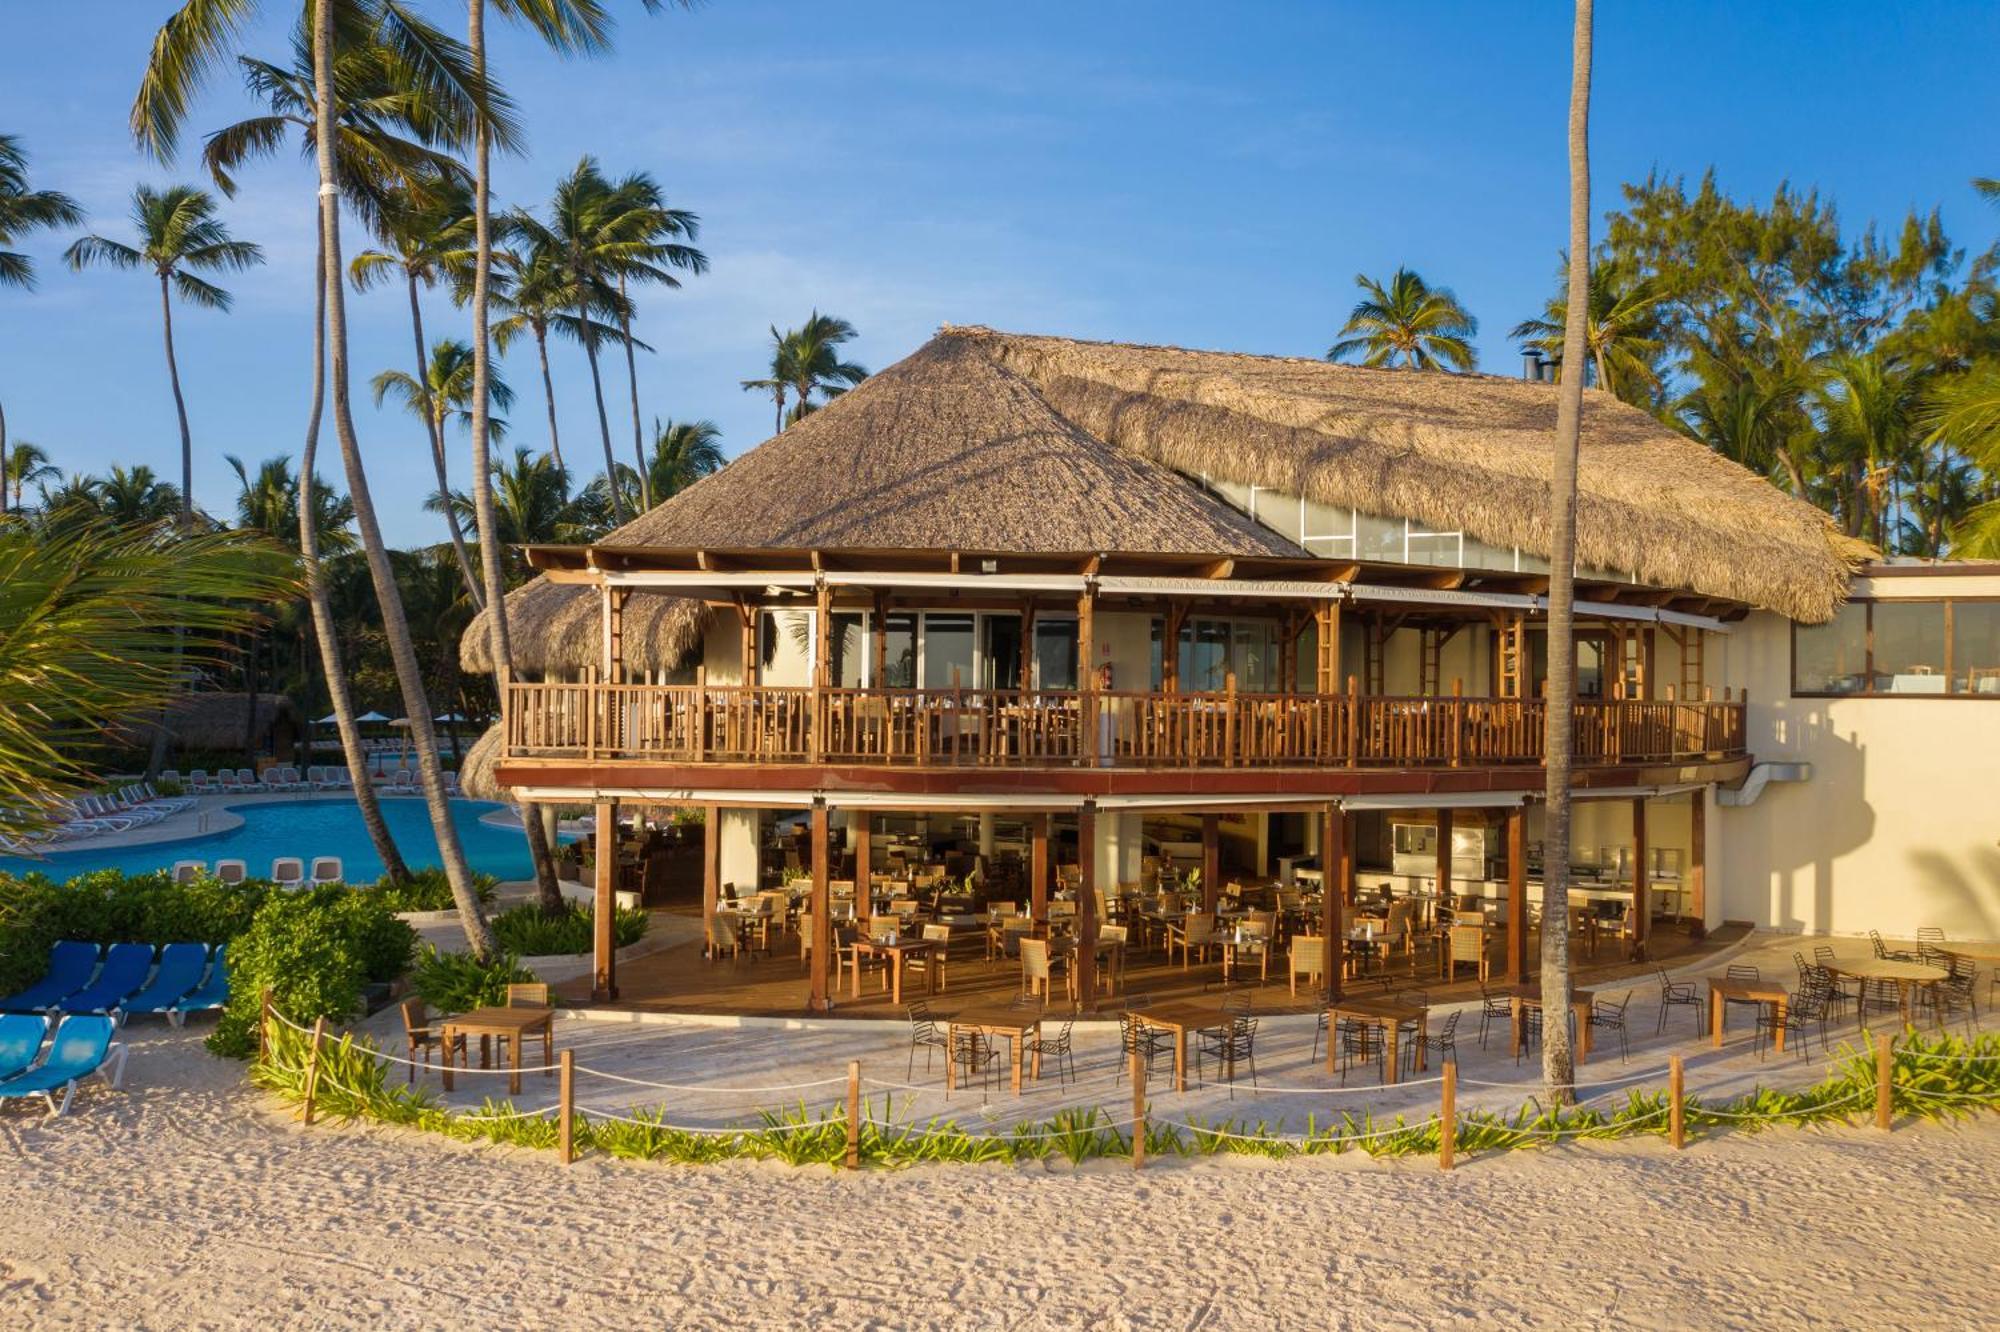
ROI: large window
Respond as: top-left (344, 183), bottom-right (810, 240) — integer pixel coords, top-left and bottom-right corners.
top-left (923, 613), bottom-right (976, 690)
top-left (1792, 598), bottom-right (2000, 697)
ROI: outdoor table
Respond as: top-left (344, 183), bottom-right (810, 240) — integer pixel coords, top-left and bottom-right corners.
top-left (945, 1005), bottom-right (1042, 1094)
top-left (1942, 941), bottom-right (2000, 964)
top-left (1508, 984), bottom-right (1596, 1063)
top-left (1131, 1001), bottom-right (1234, 1092)
top-left (1823, 958), bottom-right (1947, 1029)
top-left (1052, 935), bottom-right (1124, 994)
top-left (439, 1006), bottom-right (554, 1096)
top-left (1325, 995), bottom-right (1428, 1084)
top-left (1707, 975), bottom-right (1792, 1051)
top-left (1219, 932), bottom-right (1274, 985)
top-left (850, 936), bottom-right (940, 1006)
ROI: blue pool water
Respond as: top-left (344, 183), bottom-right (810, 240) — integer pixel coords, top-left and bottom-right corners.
top-left (0, 799), bottom-right (540, 885)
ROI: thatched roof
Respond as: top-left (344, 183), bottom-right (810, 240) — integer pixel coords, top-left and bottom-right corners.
top-left (597, 327), bottom-right (1860, 621)
top-left (461, 577), bottom-right (710, 676)
top-left (121, 692), bottom-right (298, 750)
top-left (458, 722), bottom-right (505, 800)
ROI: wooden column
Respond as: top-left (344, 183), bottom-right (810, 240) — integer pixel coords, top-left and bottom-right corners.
top-left (871, 592), bottom-right (889, 686)
top-left (853, 812), bottom-right (871, 893)
top-left (1200, 814), bottom-right (1221, 912)
top-left (1340, 812), bottom-right (1356, 908)
top-left (808, 800), bottom-right (833, 1012)
top-left (1162, 603), bottom-right (1189, 694)
top-left (1018, 602), bottom-right (1035, 691)
top-left (701, 802), bottom-right (720, 959)
top-left (1433, 808), bottom-right (1453, 906)
top-left (1030, 813), bottom-right (1050, 923)
top-left (592, 799), bottom-right (618, 1001)
top-left (1505, 805), bottom-right (1528, 982)
top-left (1076, 802), bottom-right (1099, 1010)
top-left (1314, 602), bottom-right (1341, 695)
top-left (1078, 585), bottom-right (1098, 763)
top-left (1688, 789), bottom-right (1707, 927)
top-left (1321, 803), bottom-right (1344, 1000)
top-left (735, 596), bottom-right (758, 686)
top-left (1630, 797), bottom-right (1650, 959)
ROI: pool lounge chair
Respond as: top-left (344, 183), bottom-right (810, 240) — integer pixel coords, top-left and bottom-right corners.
top-left (0, 1014), bottom-right (49, 1081)
top-left (271, 857), bottom-right (306, 889)
top-left (309, 857), bottom-right (344, 886)
top-left (215, 770), bottom-right (242, 793)
top-left (0, 942), bottom-right (101, 1013)
top-left (120, 943), bottom-right (211, 1025)
top-left (0, 1014), bottom-right (127, 1116)
top-left (55, 942), bottom-right (154, 1017)
top-left (169, 945), bottom-right (229, 1025)
top-left (171, 860), bottom-right (206, 884)
top-left (235, 768), bottom-right (258, 792)
top-left (215, 860), bottom-right (249, 886)
top-left (187, 769), bottom-right (214, 794)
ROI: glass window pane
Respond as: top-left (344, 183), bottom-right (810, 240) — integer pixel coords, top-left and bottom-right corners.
top-left (982, 614), bottom-right (1022, 690)
top-left (1034, 617), bottom-right (1078, 690)
top-left (1191, 620), bottom-right (1229, 691)
top-left (1356, 511), bottom-right (1405, 563)
top-left (831, 612), bottom-right (866, 688)
top-left (1954, 602), bottom-right (2000, 694)
top-left (1792, 604), bottom-right (1866, 694)
top-left (1232, 622), bottom-right (1279, 691)
top-left (924, 613), bottom-right (976, 690)
top-left (881, 612), bottom-right (917, 688)
top-left (1871, 602), bottom-right (1947, 693)
top-left (1148, 617), bottom-right (1165, 690)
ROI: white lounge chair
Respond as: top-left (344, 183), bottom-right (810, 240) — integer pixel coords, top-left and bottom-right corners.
top-left (215, 771), bottom-right (241, 794)
top-left (187, 769), bottom-right (214, 794)
top-left (171, 860), bottom-right (206, 884)
top-left (271, 857), bottom-right (306, 889)
top-left (214, 860), bottom-right (248, 886)
top-left (309, 857), bottom-right (344, 886)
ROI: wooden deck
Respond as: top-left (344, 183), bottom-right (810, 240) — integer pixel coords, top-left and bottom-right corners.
top-left (556, 907), bottom-right (1749, 1017)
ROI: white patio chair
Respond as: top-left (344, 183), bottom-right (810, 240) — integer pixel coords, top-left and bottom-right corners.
top-left (309, 857), bottom-right (344, 886)
top-left (271, 857), bottom-right (306, 889)
top-left (171, 860), bottom-right (206, 884)
top-left (187, 769), bottom-right (212, 794)
top-left (215, 771), bottom-right (241, 793)
top-left (214, 860), bottom-right (249, 886)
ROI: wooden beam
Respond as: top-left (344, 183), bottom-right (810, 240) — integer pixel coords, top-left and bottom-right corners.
top-left (1506, 806), bottom-right (1527, 982)
top-left (702, 802), bottom-right (720, 958)
top-left (1688, 790), bottom-right (1707, 928)
top-left (1314, 602), bottom-right (1341, 695)
top-left (853, 812), bottom-right (871, 897)
top-left (1201, 814), bottom-right (1221, 913)
top-left (592, 799), bottom-right (618, 1001)
top-left (1322, 803), bottom-right (1343, 1001)
top-left (1030, 813), bottom-right (1050, 924)
top-left (1076, 803), bottom-right (1099, 1010)
top-left (1630, 797), bottom-right (1650, 961)
top-left (1434, 808), bottom-right (1453, 909)
top-left (1340, 812), bottom-right (1356, 908)
top-left (808, 800), bottom-right (832, 1012)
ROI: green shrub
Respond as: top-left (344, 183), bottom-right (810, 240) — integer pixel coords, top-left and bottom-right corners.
top-left (366, 867), bottom-right (499, 913)
top-left (206, 888), bottom-right (416, 1058)
top-left (409, 944), bottom-right (537, 1012)
top-left (489, 903), bottom-right (647, 956)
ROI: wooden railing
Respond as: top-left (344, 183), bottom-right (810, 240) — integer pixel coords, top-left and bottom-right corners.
top-left (503, 683), bottom-right (1747, 770)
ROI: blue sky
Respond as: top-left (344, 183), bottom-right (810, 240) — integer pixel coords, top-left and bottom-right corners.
top-left (5, 1), bottom-right (1999, 545)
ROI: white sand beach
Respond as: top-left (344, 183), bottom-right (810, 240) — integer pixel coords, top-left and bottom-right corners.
top-left (2, 1025), bottom-right (1995, 1330)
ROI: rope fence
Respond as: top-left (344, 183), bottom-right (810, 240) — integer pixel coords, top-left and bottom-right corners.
top-left (253, 991), bottom-right (1999, 1173)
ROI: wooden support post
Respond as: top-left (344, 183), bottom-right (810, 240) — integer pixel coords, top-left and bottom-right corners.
top-left (1322, 804), bottom-right (1344, 1000)
top-left (1876, 1032), bottom-right (1894, 1130)
top-left (1439, 1060), bottom-right (1457, 1171)
top-left (872, 593), bottom-right (889, 687)
top-left (810, 579), bottom-right (832, 762)
top-left (298, 1016), bottom-right (326, 1120)
top-left (854, 813), bottom-right (872, 896)
top-left (1434, 808), bottom-right (1454, 908)
top-left (559, 1049), bottom-right (576, 1164)
top-left (1030, 813), bottom-right (1050, 924)
top-left (1506, 806), bottom-right (1529, 983)
top-left (735, 596), bottom-right (758, 687)
top-left (1668, 1054), bottom-right (1685, 1150)
top-left (1131, 1049), bottom-right (1147, 1171)
top-left (592, 799), bottom-right (618, 1001)
top-left (1630, 797), bottom-right (1650, 961)
top-left (1340, 812), bottom-right (1356, 908)
top-left (809, 800), bottom-right (833, 1012)
top-left (845, 1058), bottom-right (862, 1169)
top-left (1078, 586), bottom-right (1098, 765)
top-left (1076, 802), bottom-right (1099, 1010)
top-left (701, 803), bottom-right (720, 959)
top-left (1688, 789), bottom-right (1707, 929)
top-left (1201, 814), bottom-right (1221, 913)
top-left (1315, 602), bottom-right (1341, 695)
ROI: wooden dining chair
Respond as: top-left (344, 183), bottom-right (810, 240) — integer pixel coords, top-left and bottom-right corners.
top-left (399, 999), bottom-right (465, 1084)
top-left (1443, 925), bottom-right (1490, 983)
top-left (505, 983), bottom-right (549, 1008)
top-left (1020, 937), bottom-right (1073, 1002)
top-left (1288, 935), bottom-right (1326, 997)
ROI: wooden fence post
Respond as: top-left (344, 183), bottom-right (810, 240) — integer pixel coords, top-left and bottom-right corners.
top-left (1131, 1049), bottom-right (1147, 1171)
top-left (258, 986), bottom-right (273, 1064)
top-left (300, 1016), bottom-right (327, 1126)
top-left (558, 1050), bottom-right (575, 1165)
top-left (1876, 1032), bottom-right (1894, 1131)
top-left (1439, 1060), bottom-right (1457, 1171)
top-left (845, 1059), bottom-right (862, 1170)
top-left (1669, 1054), bottom-right (1685, 1149)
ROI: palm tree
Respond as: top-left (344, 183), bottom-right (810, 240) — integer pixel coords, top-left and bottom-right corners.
top-left (490, 243), bottom-right (621, 473)
top-left (431, 446), bottom-right (599, 574)
top-left (781, 312), bottom-right (868, 423)
top-left (1, 441), bottom-right (58, 516)
top-left (613, 416), bottom-right (721, 513)
top-left (370, 337), bottom-right (512, 563)
top-left (351, 182), bottom-right (485, 603)
top-left (1677, 355), bottom-right (1812, 495)
top-left (64, 185), bottom-right (263, 529)
top-left (0, 135), bottom-right (84, 510)
top-left (1921, 362), bottom-right (2000, 557)
top-left (1540, 0), bottom-right (1594, 1104)
top-left (739, 332), bottom-right (791, 434)
top-left (1818, 351), bottom-right (1921, 547)
top-left (1510, 260), bottom-right (1666, 405)
top-left (95, 464), bottom-right (190, 527)
top-left (1327, 267), bottom-right (1479, 371)
top-left (597, 170), bottom-right (706, 508)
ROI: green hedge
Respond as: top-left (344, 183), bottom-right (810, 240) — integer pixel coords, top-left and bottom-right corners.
top-left (0, 869), bottom-right (274, 996)
top-left (206, 886), bottom-right (416, 1058)
top-left (490, 902), bottom-right (648, 956)
top-left (365, 868), bottom-right (499, 914)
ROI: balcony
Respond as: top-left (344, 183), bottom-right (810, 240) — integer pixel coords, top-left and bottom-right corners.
top-left (502, 684), bottom-right (1746, 772)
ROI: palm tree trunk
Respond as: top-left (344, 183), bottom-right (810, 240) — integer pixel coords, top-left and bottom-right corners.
top-left (582, 329), bottom-right (624, 524)
top-left (534, 324), bottom-right (563, 473)
top-left (0, 400), bottom-right (9, 513)
top-left (468, 0), bottom-right (564, 915)
top-left (302, 207), bottom-right (410, 883)
top-left (1540, 0), bottom-right (1593, 1104)
top-left (159, 272), bottom-right (194, 529)
top-left (618, 273), bottom-right (648, 510)
top-left (406, 272), bottom-right (483, 608)
top-left (313, 0), bottom-right (493, 956)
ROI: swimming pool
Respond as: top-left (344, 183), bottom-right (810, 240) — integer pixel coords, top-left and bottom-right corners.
top-left (0, 799), bottom-right (544, 885)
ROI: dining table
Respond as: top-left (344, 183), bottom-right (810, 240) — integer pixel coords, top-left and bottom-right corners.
top-left (849, 935), bottom-right (941, 1006)
top-left (1130, 1001), bottom-right (1236, 1093)
top-left (438, 1006), bottom-right (554, 1096)
top-left (945, 1005), bottom-right (1042, 1094)
top-left (1325, 995), bottom-right (1428, 1084)
top-left (1507, 984), bottom-right (1597, 1063)
top-left (1707, 974), bottom-right (1792, 1051)
top-left (1822, 957), bottom-right (1948, 1029)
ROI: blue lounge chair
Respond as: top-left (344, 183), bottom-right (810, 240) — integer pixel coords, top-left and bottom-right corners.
top-left (54, 943), bottom-right (154, 1017)
top-left (0, 1014), bottom-right (48, 1080)
top-left (0, 941), bottom-right (100, 1013)
top-left (119, 943), bottom-right (210, 1025)
top-left (0, 1014), bottom-right (125, 1116)
top-left (169, 945), bottom-right (230, 1026)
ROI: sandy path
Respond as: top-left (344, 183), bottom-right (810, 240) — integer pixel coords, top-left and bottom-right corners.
top-left (2, 1029), bottom-right (1995, 1330)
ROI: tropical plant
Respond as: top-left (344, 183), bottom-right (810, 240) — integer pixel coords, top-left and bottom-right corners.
top-left (490, 242), bottom-right (617, 473)
top-left (1509, 258), bottom-right (1666, 406)
top-left (1327, 267), bottom-right (1479, 371)
top-left (612, 416), bottom-right (722, 513)
top-left (1, 441), bottom-right (59, 516)
top-left (1922, 362), bottom-right (2000, 557)
top-left (431, 446), bottom-right (603, 569)
top-left (64, 184), bottom-right (263, 528)
top-left (208, 885), bottom-right (416, 1057)
top-left (372, 337), bottom-right (513, 587)
top-left (408, 942), bottom-right (536, 1013)
top-left (780, 311), bottom-right (868, 424)
top-left (368, 866), bottom-right (498, 913)
top-left (0, 135), bottom-right (84, 514)
top-left (489, 901), bottom-right (648, 955)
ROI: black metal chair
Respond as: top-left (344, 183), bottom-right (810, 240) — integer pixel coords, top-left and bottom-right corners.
top-left (1026, 1009), bottom-right (1078, 1088)
top-left (1401, 1010), bottom-right (1459, 1079)
top-left (1588, 990), bottom-right (1634, 1063)
top-left (1813, 945), bottom-right (1859, 1016)
top-left (1722, 964), bottom-right (1764, 1027)
top-left (1115, 1011), bottom-right (1169, 1086)
top-left (1195, 1016), bottom-right (1259, 1097)
top-left (1755, 976), bottom-right (1828, 1061)
top-left (947, 1027), bottom-right (998, 1096)
top-left (904, 1001), bottom-right (950, 1081)
top-left (1336, 1018), bottom-right (1384, 1085)
top-left (1655, 966), bottom-right (1705, 1036)
top-left (1477, 984), bottom-right (1512, 1050)
top-left (1923, 957), bottom-right (1978, 1038)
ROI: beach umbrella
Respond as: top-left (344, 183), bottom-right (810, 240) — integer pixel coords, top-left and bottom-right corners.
top-left (315, 713), bottom-right (340, 725)
top-left (354, 710), bottom-right (391, 723)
